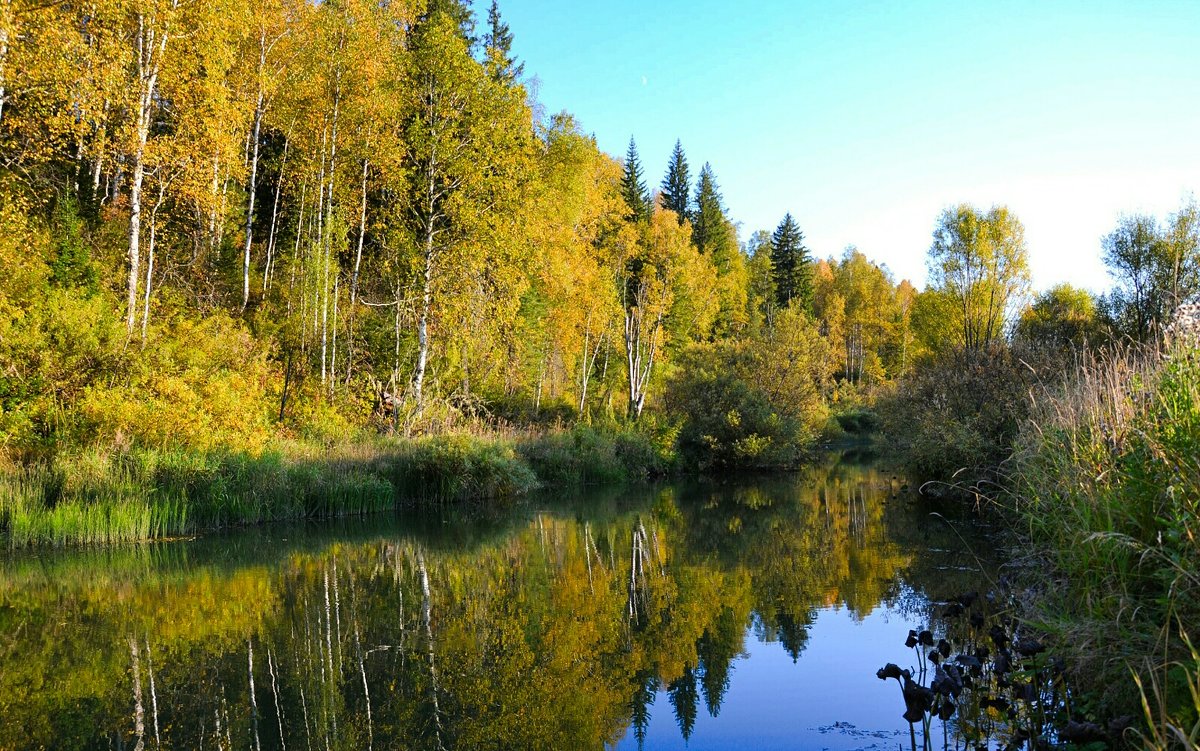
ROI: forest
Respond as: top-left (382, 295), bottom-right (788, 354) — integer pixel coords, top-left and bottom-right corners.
top-left (0, 0), bottom-right (937, 518)
top-left (1, 0), bottom-right (1199, 744)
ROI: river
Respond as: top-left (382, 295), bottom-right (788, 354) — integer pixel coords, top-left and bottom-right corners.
top-left (0, 452), bottom-right (999, 750)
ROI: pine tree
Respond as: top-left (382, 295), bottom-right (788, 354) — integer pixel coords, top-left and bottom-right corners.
top-left (771, 213), bottom-right (813, 312)
top-left (691, 162), bottom-right (724, 251)
top-left (660, 139), bottom-right (690, 224)
top-left (620, 137), bottom-right (650, 223)
top-left (483, 0), bottom-right (523, 82)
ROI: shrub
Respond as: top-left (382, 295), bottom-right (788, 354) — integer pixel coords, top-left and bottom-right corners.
top-left (834, 407), bottom-right (880, 436)
top-left (81, 314), bottom-right (274, 453)
top-left (518, 423), bottom-right (669, 485)
top-left (879, 344), bottom-right (1038, 486)
top-left (667, 368), bottom-right (805, 471)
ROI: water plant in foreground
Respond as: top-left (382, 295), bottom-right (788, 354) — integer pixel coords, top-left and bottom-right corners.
top-left (877, 592), bottom-right (1126, 750)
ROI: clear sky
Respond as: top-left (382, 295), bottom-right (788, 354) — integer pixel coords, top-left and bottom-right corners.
top-left (499, 0), bottom-right (1200, 292)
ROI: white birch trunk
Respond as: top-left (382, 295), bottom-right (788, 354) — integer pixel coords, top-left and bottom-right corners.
top-left (144, 637), bottom-right (160, 749)
top-left (330, 272), bottom-right (339, 394)
top-left (268, 648), bottom-right (286, 751)
top-left (242, 52), bottom-right (266, 309)
top-left (264, 138), bottom-right (289, 293)
top-left (127, 9), bottom-right (173, 334)
top-left (418, 552), bottom-right (446, 751)
top-left (140, 198), bottom-right (157, 343)
top-left (130, 636), bottom-right (146, 751)
top-left (0, 4), bottom-right (11, 126)
top-left (0, 2), bottom-right (12, 124)
top-left (248, 640), bottom-right (262, 751)
top-left (355, 627), bottom-right (373, 751)
top-left (350, 159), bottom-right (368, 305)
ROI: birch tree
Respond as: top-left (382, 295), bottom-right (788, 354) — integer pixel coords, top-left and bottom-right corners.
top-left (239, 0), bottom-right (294, 309)
top-left (402, 12), bottom-right (532, 408)
top-left (619, 206), bottom-right (715, 418)
top-left (124, 0), bottom-right (181, 334)
top-left (927, 204), bottom-right (1030, 354)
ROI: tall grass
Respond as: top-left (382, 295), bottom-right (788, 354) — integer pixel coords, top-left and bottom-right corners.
top-left (517, 423), bottom-right (668, 485)
top-left (1012, 339), bottom-right (1199, 721)
top-left (1, 427), bottom-right (667, 548)
top-left (1135, 629), bottom-right (1200, 750)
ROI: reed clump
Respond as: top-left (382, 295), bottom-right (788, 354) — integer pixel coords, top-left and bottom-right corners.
top-left (1012, 340), bottom-right (1199, 725)
top-left (0, 427), bottom-right (668, 548)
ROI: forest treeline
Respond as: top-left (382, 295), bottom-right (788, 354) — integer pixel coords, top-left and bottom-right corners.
top-left (7, 0), bottom-right (1191, 463)
top-left (2, 0), bottom-right (924, 465)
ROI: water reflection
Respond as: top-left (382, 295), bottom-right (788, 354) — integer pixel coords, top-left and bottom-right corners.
top-left (0, 455), bottom-right (995, 750)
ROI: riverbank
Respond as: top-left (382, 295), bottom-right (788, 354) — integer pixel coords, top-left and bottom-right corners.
top-left (881, 339), bottom-right (1200, 741)
top-left (1011, 343), bottom-right (1200, 731)
top-left (0, 424), bottom-right (682, 548)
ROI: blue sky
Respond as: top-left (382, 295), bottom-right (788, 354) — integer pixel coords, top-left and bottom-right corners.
top-left (500, 0), bottom-right (1200, 291)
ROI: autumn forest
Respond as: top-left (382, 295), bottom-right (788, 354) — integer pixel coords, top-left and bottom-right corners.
top-left (2, 0), bottom-right (1200, 746)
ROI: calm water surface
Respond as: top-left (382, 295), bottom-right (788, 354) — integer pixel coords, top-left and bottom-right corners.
top-left (0, 454), bottom-right (997, 750)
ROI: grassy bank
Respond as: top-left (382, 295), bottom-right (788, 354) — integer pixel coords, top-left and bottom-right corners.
top-left (0, 425), bottom-right (671, 548)
top-left (1011, 341), bottom-right (1200, 732)
top-left (878, 338), bottom-right (1200, 740)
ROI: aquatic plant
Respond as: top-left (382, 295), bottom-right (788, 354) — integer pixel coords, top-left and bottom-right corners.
top-left (2, 427), bottom-right (677, 547)
top-left (876, 592), bottom-right (1115, 751)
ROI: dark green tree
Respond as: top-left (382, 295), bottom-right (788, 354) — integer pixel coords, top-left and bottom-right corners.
top-left (49, 194), bottom-right (98, 294)
top-left (697, 606), bottom-right (742, 717)
top-left (691, 162), bottom-right (724, 251)
top-left (660, 140), bottom-right (690, 224)
top-left (668, 665), bottom-right (700, 741)
top-left (770, 213), bottom-right (812, 312)
top-left (482, 0), bottom-right (523, 82)
top-left (424, 0), bottom-right (476, 46)
top-left (621, 137), bottom-right (651, 223)
top-left (629, 669), bottom-right (659, 750)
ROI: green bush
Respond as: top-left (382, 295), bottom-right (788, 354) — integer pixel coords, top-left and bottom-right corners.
top-left (518, 424), bottom-right (668, 485)
top-left (879, 345), bottom-right (1037, 486)
top-left (667, 370), bottom-right (804, 471)
top-left (834, 407), bottom-right (880, 435)
top-left (387, 435), bottom-right (539, 504)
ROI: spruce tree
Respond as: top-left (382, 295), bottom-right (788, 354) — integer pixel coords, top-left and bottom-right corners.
top-left (483, 0), bottom-right (523, 82)
top-left (49, 194), bottom-right (98, 294)
top-left (770, 213), bottom-right (813, 311)
top-left (691, 163), bottom-right (725, 251)
top-left (660, 140), bottom-right (690, 224)
top-left (621, 137), bottom-right (651, 223)
top-left (424, 0), bottom-right (476, 47)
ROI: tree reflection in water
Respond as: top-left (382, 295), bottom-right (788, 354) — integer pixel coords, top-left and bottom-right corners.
top-left (0, 454), bottom-right (996, 750)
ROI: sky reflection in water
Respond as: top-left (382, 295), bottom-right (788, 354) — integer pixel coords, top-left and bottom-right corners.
top-left (0, 453), bottom-right (995, 750)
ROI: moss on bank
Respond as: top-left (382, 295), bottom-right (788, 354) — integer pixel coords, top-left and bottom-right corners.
top-left (0, 426), bottom-right (674, 548)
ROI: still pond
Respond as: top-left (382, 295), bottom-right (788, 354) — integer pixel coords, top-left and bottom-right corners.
top-left (0, 453), bottom-right (999, 750)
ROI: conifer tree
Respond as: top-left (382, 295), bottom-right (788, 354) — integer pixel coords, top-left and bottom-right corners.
top-left (424, 0), bottom-right (476, 47)
top-left (620, 137), bottom-right (650, 223)
top-left (483, 0), bottom-right (523, 82)
top-left (660, 139), bottom-right (690, 223)
top-left (690, 163), bottom-right (749, 333)
top-left (771, 213), bottom-right (813, 312)
top-left (691, 162), bottom-right (724, 251)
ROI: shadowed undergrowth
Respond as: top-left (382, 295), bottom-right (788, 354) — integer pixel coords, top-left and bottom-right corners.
top-left (0, 426), bottom-right (665, 548)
